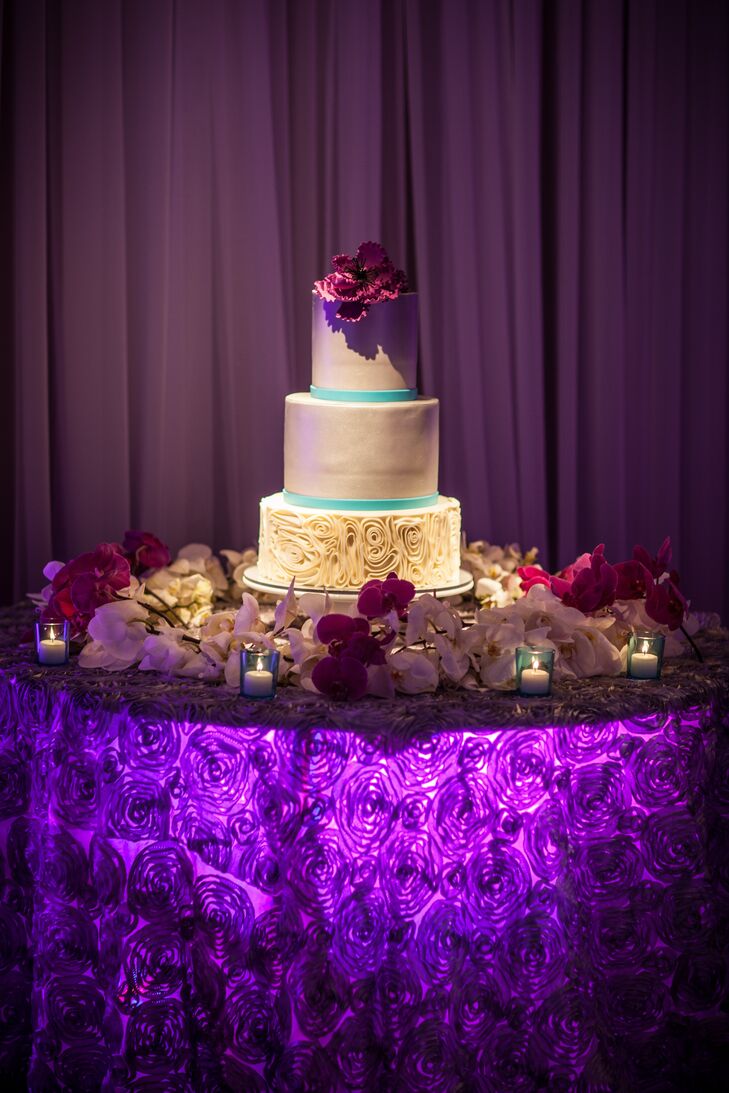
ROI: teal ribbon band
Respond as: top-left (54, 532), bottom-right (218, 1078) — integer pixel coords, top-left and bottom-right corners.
top-left (283, 490), bottom-right (439, 511)
top-left (310, 385), bottom-right (418, 403)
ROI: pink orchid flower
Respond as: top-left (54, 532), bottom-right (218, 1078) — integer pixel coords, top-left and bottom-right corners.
top-left (549, 545), bottom-right (618, 613)
top-left (516, 565), bottom-right (551, 593)
top-left (560, 547), bottom-right (618, 613)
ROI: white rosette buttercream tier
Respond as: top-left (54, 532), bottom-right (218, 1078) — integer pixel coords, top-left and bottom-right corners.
top-left (252, 284), bottom-right (472, 594)
top-left (257, 493), bottom-right (463, 591)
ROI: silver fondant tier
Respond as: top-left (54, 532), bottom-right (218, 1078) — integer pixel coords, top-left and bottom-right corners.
top-left (284, 392), bottom-right (439, 501)
top-left (311, 292), bottom-right (418, 392)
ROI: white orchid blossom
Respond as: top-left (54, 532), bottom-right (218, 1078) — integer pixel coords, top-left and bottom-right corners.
top-left (387, 647), bottom-right (440, 694)
top-left (78, 599), bottom-right (150, 671)
top-left (138, 629), bottom-right (210, 677)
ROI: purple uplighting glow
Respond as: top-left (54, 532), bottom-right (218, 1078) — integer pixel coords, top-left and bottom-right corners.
top-left (2, 0), bottom-right (728, 1087)
top-left (2, 646), bottom-right (728, 1089)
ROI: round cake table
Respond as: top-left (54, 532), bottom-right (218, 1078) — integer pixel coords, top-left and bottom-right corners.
top-left (1, 603), bottom-right (728, 1092)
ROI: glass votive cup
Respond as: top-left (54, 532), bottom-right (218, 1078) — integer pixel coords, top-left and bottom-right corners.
top-left (627, 632), bottom-right (665, 680)
top-left (36, 620), bottom-right (70, 666)
top-left (240, 648), bottom-right (280, 699)
top-left (516, 646), bottom-right (555, 696)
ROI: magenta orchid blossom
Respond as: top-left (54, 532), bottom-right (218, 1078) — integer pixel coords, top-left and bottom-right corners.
top-left (518, 537), bottom-right (689, 634)
top-left (645, 574), bottom-right (688, 631)
top-left (558, 551), bottom-right (593, 584)
top-left (520, 545), bottom-right (618, 614)
top-left (122, 530), bottom-right (171, 573)
top-left (311, 604), bottom-right (398, 701)
top-left (555, 545), bottom-right (618, 613)
top-left (42, 543), bottom-right (132, 637)
top-left (633, 536), bottom-right (672, 579)
top-left (314, 242), bottom-right (408, 322)
top-left (311, 655), bottom-right (369, 701)
top-left (516, 565), bottom-right (551, 594)
top-left (611, 538), bottom-right (677, 610)
top-left (357, 572), bottom-right (416, 620)
top-left (613, 559), bottom-right (653, 600)
top-left (315, 613), bottom-right (389, 667)
top-left (316, 613), bottom-right (369, 648)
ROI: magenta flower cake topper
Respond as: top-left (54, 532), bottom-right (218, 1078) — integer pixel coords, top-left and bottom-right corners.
top-left (314, 241), bottom-right (408, 322)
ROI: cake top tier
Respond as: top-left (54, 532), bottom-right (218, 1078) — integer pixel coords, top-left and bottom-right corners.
top-left (312, 242), bottom-right (417, 397)
top-left (311, 293), bottom-right (418, 395)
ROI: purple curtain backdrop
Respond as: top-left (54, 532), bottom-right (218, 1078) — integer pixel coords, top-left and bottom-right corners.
top-left (1, 0), bottom-right (727, 617)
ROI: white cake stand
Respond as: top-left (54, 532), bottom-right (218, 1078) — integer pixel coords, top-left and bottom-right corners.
top-left (242, 565), bottom-right (474, 603)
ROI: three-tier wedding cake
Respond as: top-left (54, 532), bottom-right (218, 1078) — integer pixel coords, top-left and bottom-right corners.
top-left (254, 244), bottom-right (465, 592)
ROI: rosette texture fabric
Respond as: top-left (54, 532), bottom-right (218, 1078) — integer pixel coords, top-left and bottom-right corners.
top-left (1, 605), bottom-right (729, 1089)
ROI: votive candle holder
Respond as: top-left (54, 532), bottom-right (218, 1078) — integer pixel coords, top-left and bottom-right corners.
top-left (516, 646), bottom-right (555, 696)
top-left (36, 620), bottom-right (70, 666)
top-left (627, 632), bottom-right (665, 680)
top-left (240, 648), bottom-right (280, 699)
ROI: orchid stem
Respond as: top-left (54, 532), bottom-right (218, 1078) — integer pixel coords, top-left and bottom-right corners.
top-left (680, 624), bottom-right (704, 663)
top-left (143, 615), bottom-right (200, 646)
top-left (141, 601), bottom-right (175, 626)
top-left (144, 591), bottom-right (189, 630)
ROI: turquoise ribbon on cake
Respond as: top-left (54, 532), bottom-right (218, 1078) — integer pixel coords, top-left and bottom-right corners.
top-left (310, 385), bottom-right (418, 402)
top-left (283, 490), bottom-right (439, 511)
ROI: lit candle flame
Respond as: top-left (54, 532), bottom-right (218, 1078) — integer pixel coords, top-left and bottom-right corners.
top-left (49, 625), bottom-right (55, 641)
top-left (531, 655), bottom-right (540, 671)
top-left (641, 640), bottom-right (649, 654)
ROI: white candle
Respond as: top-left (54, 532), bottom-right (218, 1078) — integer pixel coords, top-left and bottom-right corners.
top-left (243, 669), bottom-right (274, 697)
top-left (520, 657), bottom-right (550, 695)
top-left (631, 641), bottom-right (658, 679)
top-left (38, 629), bottom-right (67, 666)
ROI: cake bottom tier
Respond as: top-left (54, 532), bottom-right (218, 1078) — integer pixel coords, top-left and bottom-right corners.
top-left (258, 492), bottom-right (462, 590)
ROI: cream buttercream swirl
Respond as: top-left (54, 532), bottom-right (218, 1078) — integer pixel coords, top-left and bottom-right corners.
top-left (258, 494), bottom-right (462, 590)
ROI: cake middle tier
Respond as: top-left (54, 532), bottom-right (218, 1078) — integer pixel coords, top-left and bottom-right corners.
top-left (284, 392), bottom-right (439, 502)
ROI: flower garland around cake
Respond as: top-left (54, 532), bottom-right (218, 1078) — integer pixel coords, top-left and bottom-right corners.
top-left (29, 530), bottom-right (711, 699)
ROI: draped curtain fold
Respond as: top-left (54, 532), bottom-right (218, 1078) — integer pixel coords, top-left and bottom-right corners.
top-left (1, 0), bottom-right (727, 618)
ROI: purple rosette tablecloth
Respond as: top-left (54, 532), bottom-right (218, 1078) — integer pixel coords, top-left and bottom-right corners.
top-left (1, 603), bottom-right (729, 1091)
